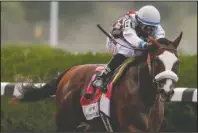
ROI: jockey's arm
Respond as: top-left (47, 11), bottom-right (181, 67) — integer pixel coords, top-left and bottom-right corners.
top-left (123, 20), bottom-right (166, 48)
top-left (123, 29), bottom-right (146, 48)
top-left (122, 18), bottom-right (147, 48)
top-left (154, 25), bottom-right (165, 40)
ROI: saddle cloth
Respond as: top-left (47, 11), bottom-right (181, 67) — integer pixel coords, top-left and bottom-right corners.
top-left (80, 58), bottom-right (135, 120)
top-left (80, 66), bottom-right (113, 120)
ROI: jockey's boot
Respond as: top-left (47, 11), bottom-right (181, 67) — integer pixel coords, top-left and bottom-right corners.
top-left (92, 65), bottom-right (113, 91)
top-left (92, 53), bottom-right (127, 92)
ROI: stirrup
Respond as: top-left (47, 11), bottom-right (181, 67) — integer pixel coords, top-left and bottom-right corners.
top-left (92, 76), bottom-right (104, 87)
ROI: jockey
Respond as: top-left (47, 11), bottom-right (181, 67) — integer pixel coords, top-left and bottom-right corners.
top-left (92, 5), bottom-right (165, 89)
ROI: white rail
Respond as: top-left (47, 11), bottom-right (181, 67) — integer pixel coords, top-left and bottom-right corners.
top-left (1, 82), bottom-right (197, 102)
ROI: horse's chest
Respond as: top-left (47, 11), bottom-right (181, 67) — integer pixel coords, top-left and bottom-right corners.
top-left (123, 105), bottom-right (150, 131)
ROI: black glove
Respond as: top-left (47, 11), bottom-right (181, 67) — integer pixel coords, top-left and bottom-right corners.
top-left (111, 29), bottom-right (122, 38)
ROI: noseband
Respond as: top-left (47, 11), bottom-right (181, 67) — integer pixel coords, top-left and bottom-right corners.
top-left (149, 47), bottom-right (178, 101)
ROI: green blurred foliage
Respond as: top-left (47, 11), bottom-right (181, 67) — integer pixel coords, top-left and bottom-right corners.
top-left (1, 45), bottom-right (110, 82)
top-left (161, 102), bottom-right (197, 132)
top-left (1, 45), bottom-right (197, 132)
top-left (1, 96), bottom-right (56, 132)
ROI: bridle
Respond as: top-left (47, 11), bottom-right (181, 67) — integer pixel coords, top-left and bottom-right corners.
top-left (148, 46), bottom-right (178, 102)
top-left (150, 47), bottom-right (178, 80)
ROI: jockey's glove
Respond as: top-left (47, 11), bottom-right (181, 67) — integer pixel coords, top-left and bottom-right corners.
top-left (139, 41), bottom-right (150, 49)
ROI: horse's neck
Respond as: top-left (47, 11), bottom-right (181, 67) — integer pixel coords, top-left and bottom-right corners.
top-left (137, 62), bottom-right (157, 108)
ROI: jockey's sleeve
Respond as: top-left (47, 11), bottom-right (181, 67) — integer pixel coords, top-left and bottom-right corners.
top-left (154, 25), bottom-right (166, 39)
top-left (122, 18), bottom-right (146, 48)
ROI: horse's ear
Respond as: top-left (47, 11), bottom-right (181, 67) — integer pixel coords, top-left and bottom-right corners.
top-left (148, 36), bottom-right (161, 48)
top-left (172, 32), bottom-right (183, 48)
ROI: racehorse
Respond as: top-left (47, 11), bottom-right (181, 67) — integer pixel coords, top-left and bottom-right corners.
top-left (9, 32), bottom-right (183, 132)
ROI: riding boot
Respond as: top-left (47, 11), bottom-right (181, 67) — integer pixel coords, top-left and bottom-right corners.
top-left (92, 65), bottom-right (113, 90)
top-left (92, 53), bottom-right (127, 92)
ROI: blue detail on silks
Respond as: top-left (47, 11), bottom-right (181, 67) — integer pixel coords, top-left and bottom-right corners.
top-left (137, 16), bottom-right (160, 25)
top-left (138, 41), bottom-right (146, 48)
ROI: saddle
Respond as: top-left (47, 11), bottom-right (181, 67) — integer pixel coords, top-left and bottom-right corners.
top-left (84, 57), bottom-right (136, 99)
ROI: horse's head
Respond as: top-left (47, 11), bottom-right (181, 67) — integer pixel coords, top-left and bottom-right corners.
top-left (148, 32), bottom-right (183, 101)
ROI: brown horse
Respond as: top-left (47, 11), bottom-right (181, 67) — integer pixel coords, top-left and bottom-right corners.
top-left (10, 32), bottom-right (183, 132)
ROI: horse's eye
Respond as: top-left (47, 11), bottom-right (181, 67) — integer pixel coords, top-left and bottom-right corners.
top-left (155, 58), bottom-right (162, 66)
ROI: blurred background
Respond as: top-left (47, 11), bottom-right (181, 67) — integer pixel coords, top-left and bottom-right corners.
top-left (1, 2), bottom-right (197, 132)
top-left (1, 2), bottom-right (197, 54)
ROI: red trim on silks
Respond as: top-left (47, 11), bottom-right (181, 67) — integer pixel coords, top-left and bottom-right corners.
top-left (112, 17), bottom-right (124, 29)
top-left (80, 66), bottom-right (114, 106)
top-left (112, 10), bottom-right (136, 28)
top-left (126, 10), bottom-right (136, 15)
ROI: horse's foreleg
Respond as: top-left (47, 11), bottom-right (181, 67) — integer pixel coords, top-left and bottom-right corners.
top-left (148, 98), bottom-right (164, 132)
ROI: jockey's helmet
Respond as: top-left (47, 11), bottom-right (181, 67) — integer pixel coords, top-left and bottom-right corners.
top-left (136, 5), bottom-right (160, 36)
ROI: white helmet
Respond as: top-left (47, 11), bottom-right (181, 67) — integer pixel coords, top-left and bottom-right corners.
top-left (136, 5), bottom-right (161, 26)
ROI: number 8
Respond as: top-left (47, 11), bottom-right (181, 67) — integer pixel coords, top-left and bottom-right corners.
top-left (124, 19), bottom-right (131, 29)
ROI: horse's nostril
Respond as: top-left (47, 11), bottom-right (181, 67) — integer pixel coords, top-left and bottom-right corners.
top-left (169, 90), bottom-right (175, 96)
top-left (159, 79), bottom-right (167, 84)
top-left (157, 89), bottom-right (164, 94)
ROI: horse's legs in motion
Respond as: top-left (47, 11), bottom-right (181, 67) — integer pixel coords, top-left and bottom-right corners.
top-left (56, 90), bottom-right (83, 132)
top-left (83, 118), bottom-right (107, 132)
